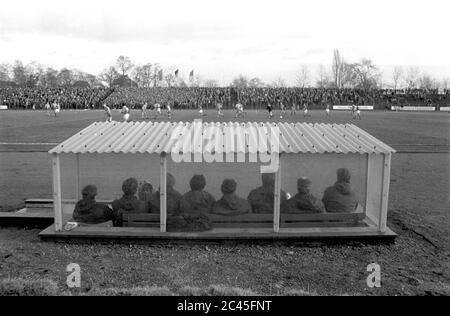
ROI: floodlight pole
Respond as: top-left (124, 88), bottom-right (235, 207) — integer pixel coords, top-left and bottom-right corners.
top-left (52, 154), bottom-right (63, 232)
top-left (160, 153), bottom-right (167, 233)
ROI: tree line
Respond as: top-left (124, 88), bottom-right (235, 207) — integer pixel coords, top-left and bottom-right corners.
top-left (0, 51), bottom-right (448, 90)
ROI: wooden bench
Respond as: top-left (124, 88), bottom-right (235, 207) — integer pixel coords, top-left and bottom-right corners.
top-left (123, 211), bottom-right (366, 228)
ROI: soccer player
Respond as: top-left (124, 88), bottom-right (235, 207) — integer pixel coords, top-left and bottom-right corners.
top-left (216, 102), bottom-right (224, 118)
top-left (153, 103), bottom-right (162, 119)
top-left (303, 103), bottom-right (310, 117)
top-left (121, 105), bottom-right (130, 122)
top-left (325, 104), bottom-right (331, 117)
top-left (279, 101), bottom-right (285, 119)
top-left (290, 102), bottom-right (297, 115)
top-left (354, 105), bottom-right (361, 120)
top-left (166, 102), bottom-right (172, 119)
top-left (141, 102), bottom-right (149, 119)
top-left (267, 102), bottom-right (273, 119)
top-left (351, 104), bottom-right (356, 117)
top-left (198, 104), bottom-right (207, 117)
top-left (45, 101), bottom-right (51, 116)
top-left (235, 103), bottom-right (245, 118)
top-left (103, 103), bottom-right (112, 122)
top-left (52, 101), bottom-right (60, 117)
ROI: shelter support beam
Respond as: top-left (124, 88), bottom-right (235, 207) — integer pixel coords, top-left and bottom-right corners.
top-left (52, 154), bottom-right (63, 232)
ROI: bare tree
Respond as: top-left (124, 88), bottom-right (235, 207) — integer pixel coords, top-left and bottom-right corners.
top-left (248, 77), bottom-right (265, 88)
top-left (270, 77), bottom-right (287, 88)
top-left (204, 79), bottom-right (219, 87)
top-left (332, 49), bottom-right (345, 88)
top-left (392, 66), bottom-right (403, 91)
top-left (99, 66), bottom-right (119, 87)
top-left (351, 59), bottom-right (380, 90)
top-left (0, 63), bottom-right (11, 81)
top-left (419, 74), bottom-right (438, 90)
top-left (316, 65), bottom-right (331, 88)
top-left (115, 56), bottom-right (133, 76)
top-left (296, 65), bottom-right (309, 88)
top-left (230, 75), bottom-right (249, 88)
top-left (164, 68), bottom-right (176, 87)
top-left (12, 60), bottom-right (27, 86)
top-left (405, 67), bottom-right (420, 89)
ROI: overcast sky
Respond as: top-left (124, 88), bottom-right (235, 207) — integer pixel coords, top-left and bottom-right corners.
top-left (0, 0), bottom-right (449, 85)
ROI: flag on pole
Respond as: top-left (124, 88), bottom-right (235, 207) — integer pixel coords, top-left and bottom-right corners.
top-left (158, 69), bottom-right (163, 81)
top-left (174, 69), bottom-right (179, 77)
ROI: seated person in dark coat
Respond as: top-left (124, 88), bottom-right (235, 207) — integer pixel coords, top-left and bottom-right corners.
top-left (179, 175), bottom-right (216, 215)
top-left (212, 179), bottom-right (251, 215)
top-left (138, 181), bottom-right (158, 213)
top-left (281, 177), bottom-right (324, 213)
top-left (112, 177), bottom-right (148, 226)
top-left (72, 185), bottom-right (114, 224)
top-left (322, 168), bottom-right (359, 213)
top-left (247, 173), bottom-right (287, 213)
top-left (150, 173), bottom-right (182, 215)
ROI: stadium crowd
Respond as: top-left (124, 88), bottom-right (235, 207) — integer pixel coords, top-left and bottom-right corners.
top-left (1, 86), bottom-right (448, 110)
top-left (0, 87), bottom-right (112, 109)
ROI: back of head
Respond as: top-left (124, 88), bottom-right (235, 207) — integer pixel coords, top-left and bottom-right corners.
top-left (221, 179), bottom-right (237, 195)
top-left (81, 184), bottom-right (97, 200)
top-left (190, 174), bottom-right (206, 191)
top-left (336, 168), bottom-right (351, 183)
top-left (167, 173), bottom-right (176, 188)
top-left (261, 173), bottom-right (275, 186)
top-left (122, 178), bottom-right (138, 196)
top-left (297, 177), bottom-right (311, 194)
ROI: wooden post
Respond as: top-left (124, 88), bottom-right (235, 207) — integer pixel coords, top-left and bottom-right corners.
top-left (364, 153), bottom-right (373, 216)
top-left (379, 153), bottom-right (392, 232)
top-left (52, 154), bottom-right (63, 232)
top-left (75, 154), bottom-right (80, 201)
top-left (160, 153), bottom-right (167, 233)
top-left (273, 155), bottom-right (281, 233)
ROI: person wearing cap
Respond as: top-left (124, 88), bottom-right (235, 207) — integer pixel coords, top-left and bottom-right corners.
top-left (281, 177), bottom-right (324, 213)
top-left (179, 175), bottom-right (216, 215)
top-left (112, 177), bottom-right (148, 226)
top-left (247, 173), bottom-right (288, 213)
top-left (212, 179), bottom-right (251, 215)
top-left (322, 168), bottom-right (359, 213)
top-left (150, 173), bottom-right (183, 215)
top-left (72, 184), bottom-right (114, 224)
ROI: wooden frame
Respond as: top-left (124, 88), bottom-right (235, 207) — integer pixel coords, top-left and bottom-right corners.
top-left (160, 153), bottom-right (167, 232)
top-left (273, 155), bottom-right (281, 233)
top-left (75, 153), bottom-right (80, 201)
top-left (379, 153), bottom-right (392, 232)
top-left (52, 154), bottom-right (63, 232)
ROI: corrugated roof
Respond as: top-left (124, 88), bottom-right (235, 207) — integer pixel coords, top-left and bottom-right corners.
top-left (48, 121), bottom-right (396, 155)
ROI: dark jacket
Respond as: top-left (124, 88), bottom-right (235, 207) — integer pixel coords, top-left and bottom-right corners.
top-left (247, 185), bottom-right (287, 213)
top-left (179, 190), bottom-right (216, 215)
top-left (322, 182), bottom-right (358, 213)
top-left (112, 195), bottom-right (147, 226)
top-left (282, 192), bottom-right (324, 214)
top-left (212, 193), bottom-right (251, 215)
top-left (151, 187), bottom-right (183, 215)
top-left (72, 199), bottom-right (114, 224)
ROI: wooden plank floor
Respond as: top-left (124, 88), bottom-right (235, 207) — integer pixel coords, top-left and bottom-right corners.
top-left (39, 224), bottom-right (397, 242)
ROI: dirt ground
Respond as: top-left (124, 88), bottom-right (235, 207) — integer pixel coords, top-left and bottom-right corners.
top-left (0, 110), bottom-right (449, 295)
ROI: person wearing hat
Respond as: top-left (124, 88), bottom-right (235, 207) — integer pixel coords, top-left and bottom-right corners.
top-left (150, 173), bottom-right (183, 215)
top-left (322, 168), bottom-right (359, 213)
top-left (112, 177), bottom-right (148, 226)
top-left (212, 179), bottom-right (251, 215)
top-left (281, 177), bottom-right (324, 214)
top-left (72, 184), bottom-right (114, 224)
top-left (247, 173), bottom-right (288, 213)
